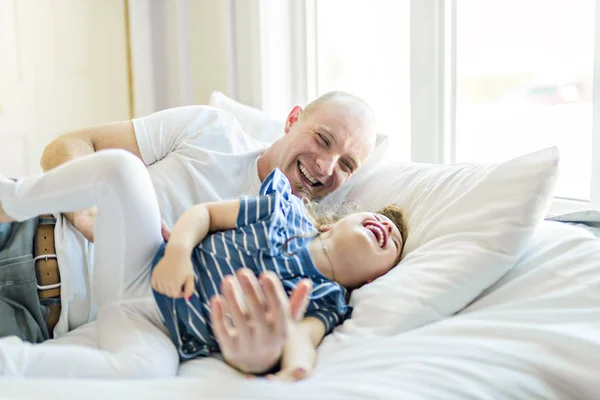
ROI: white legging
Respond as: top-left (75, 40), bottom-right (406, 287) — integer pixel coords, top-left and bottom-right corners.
top-left (0, 150), bottom-right (179, 378)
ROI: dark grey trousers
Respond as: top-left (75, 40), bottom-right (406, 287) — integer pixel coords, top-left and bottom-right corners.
top-left (0, 218), bottom-right (50, 343)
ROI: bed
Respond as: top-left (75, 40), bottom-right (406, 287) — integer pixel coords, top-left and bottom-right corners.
top-left (1, 218), bottom-right (598, 399)
top-left (1, 94), bottom-right (598, 399)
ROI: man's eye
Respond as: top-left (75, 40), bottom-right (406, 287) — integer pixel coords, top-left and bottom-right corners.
top-left (317, 133), bottom-right (330, 147)
top-left (343, 161), bottom-right (354, 173)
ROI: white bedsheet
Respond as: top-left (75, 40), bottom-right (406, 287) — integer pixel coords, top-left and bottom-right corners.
top-left (1, 220), bottom-right (599, 400)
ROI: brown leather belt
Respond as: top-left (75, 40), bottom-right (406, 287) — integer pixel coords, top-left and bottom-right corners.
top-left (34, 215), bottom-right (61, 337)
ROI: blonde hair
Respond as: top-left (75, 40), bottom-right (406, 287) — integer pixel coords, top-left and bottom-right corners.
top-left (376, 204), bottom-right (407, 264)
top-left (303, 199), bottom-right (359, 232)
top-left (283, 200), bottom-right (407, 262)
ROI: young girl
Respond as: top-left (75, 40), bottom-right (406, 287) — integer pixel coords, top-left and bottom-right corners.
top-left (0, 149), bottom-right (405, 379)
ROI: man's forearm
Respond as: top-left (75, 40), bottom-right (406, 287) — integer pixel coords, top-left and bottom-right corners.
top-left (39, 133), bottom-right (97, 238)
top-left (41, 121), bottom-right (142, 173)
top-left (37, 122), bottom-right (141, 242)
top-left (40, 133), bottom-right (95, 172)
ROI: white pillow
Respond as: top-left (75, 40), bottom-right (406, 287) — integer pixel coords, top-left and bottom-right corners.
top-left (336, 147), bottom-right (559, 336)
top-left (209, 91), bottom-right (284, 144)
top-left (208, 91), bottom-right (390, 197)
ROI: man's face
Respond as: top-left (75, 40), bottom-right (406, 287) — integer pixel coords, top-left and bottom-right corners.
top-left (274, 101), bottom-right (375, 200)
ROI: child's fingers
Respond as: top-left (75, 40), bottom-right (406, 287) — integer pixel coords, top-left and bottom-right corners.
top-left (260, 273), bottom-right (287, 339)
top-left (222, 277), bottom-right (251, 338)
top-left (182, 275), bottom-right (195, 299)
top-left (292, 367), bottom-right (308, 380)
top-left (289, 279), bottom-right (312, 322)
top-left (210, 295), bottom-right (235, 352)
top-left (267, 367), bottom-right (307, 382)
top-left (237, 270), bottom-right (267, 326)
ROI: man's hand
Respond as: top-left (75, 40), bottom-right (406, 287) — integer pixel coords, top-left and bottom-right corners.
top-left (210, 269), bottom-right (312, 375)
top-left (66, 204), bottom-right (171, 245)
top-left (65, 207), bottom-right (98, 242)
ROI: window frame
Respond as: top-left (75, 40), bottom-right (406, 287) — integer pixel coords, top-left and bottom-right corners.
top-left (257, 0), bottom-right (600, 213)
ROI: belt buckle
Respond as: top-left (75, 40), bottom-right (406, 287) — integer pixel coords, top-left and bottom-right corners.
top-left (37, 282), bottom-right (62, 291)
top-left (34, 254), bottom-right (61, 291)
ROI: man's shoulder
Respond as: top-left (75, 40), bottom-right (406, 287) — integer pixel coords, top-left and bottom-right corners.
top-left (161, 105), bottom-right (267, 154)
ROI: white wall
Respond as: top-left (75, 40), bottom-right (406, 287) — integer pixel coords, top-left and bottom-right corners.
top-left (129, 0), bottom-right (253, 116)
top-left (0, 0), bottom-right (130, 176)
top-left (189, 0), bottom-right (236, 105)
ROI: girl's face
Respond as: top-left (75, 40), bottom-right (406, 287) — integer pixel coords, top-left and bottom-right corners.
top-left (323, 212), bottom-right (403, 289)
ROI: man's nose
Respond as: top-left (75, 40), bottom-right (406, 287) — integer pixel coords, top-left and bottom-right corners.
top-left (316, 155), bottom-right (338, 176)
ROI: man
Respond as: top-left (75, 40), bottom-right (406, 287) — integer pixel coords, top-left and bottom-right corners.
top-left (0, 91), bottom-right (377, 374)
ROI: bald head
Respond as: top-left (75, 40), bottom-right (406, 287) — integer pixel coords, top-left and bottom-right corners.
top-left (302, 91), bottom-right (377, 146)
top-left (258, 91), bottom-right (378, 200)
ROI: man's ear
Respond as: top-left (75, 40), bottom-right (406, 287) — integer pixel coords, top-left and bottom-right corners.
top-left (284, 106), bottom-right (303, 134)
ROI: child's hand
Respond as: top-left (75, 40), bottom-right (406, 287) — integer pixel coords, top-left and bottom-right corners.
top-left (265, 366), bottom-right (311, 382)
top-left (151, 246), bottom-right (195, 299)
top-left (210, 270), bottom-right (312, 375)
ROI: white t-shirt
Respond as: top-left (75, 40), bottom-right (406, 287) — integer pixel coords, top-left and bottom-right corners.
top-left (53, 106), bottom-right (269, 337)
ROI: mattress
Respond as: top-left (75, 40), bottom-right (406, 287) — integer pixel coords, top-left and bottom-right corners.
top-left (1, 219), bottom-right (599, 399)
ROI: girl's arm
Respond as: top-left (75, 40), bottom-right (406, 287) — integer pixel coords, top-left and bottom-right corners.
top-left (151, 200), bottom-right (240, 298)
top-left (266, 316), bottom-right (327, 381)
top-left (166, 200), bottom-right (240, 252)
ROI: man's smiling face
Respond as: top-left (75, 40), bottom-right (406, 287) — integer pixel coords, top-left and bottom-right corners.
top-left (271, 98), bottom-right (375, 200)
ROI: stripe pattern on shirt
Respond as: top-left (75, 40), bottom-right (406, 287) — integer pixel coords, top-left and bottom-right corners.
top-left (152, 168), bottom-right (352, 360)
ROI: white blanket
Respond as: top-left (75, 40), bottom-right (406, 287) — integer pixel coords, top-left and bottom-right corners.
top-left (1, 220), bottom-right (599, 399)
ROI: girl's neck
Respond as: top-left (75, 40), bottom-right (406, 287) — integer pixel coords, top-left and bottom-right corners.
top-left (306, 232), bottom-right (336, 282)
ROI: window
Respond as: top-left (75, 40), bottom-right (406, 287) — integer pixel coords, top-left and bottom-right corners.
top-left (258, 0), bottom-right (600, 211)
top-left (455, 0), bottom-right (595, 202)
top-left (311, 0), bottom-right (411, 161)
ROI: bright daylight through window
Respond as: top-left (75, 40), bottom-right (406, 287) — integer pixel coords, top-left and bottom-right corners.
top-left (455, 0), bottom-right (595, 201)
top-left (314, 0), bottom-right (411, 162)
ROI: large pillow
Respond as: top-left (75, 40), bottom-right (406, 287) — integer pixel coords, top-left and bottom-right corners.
top-left (334, 147), bottom-right (559, 336)
top-left (209, 91), bottom-right (285, 144)
top-left (208, 91), bottom-right (390, 198)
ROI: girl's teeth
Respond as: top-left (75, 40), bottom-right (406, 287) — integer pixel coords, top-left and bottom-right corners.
top-left (368, 224), bottom-right (385, 247)
top-left (376, 227), bottom-right (384, 247)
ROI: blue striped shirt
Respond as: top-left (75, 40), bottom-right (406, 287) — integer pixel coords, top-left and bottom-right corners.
top-left (152, 168), bottom-right (351, 360)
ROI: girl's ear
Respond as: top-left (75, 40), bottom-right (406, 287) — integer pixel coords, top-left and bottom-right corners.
top-left (319, 224), bottom-right (333, 232)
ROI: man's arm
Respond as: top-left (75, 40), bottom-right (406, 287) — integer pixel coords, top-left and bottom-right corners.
top-left (40, 120), bottom-right (141, 240)
top-left (40, 120), bottom-right (142, 171)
